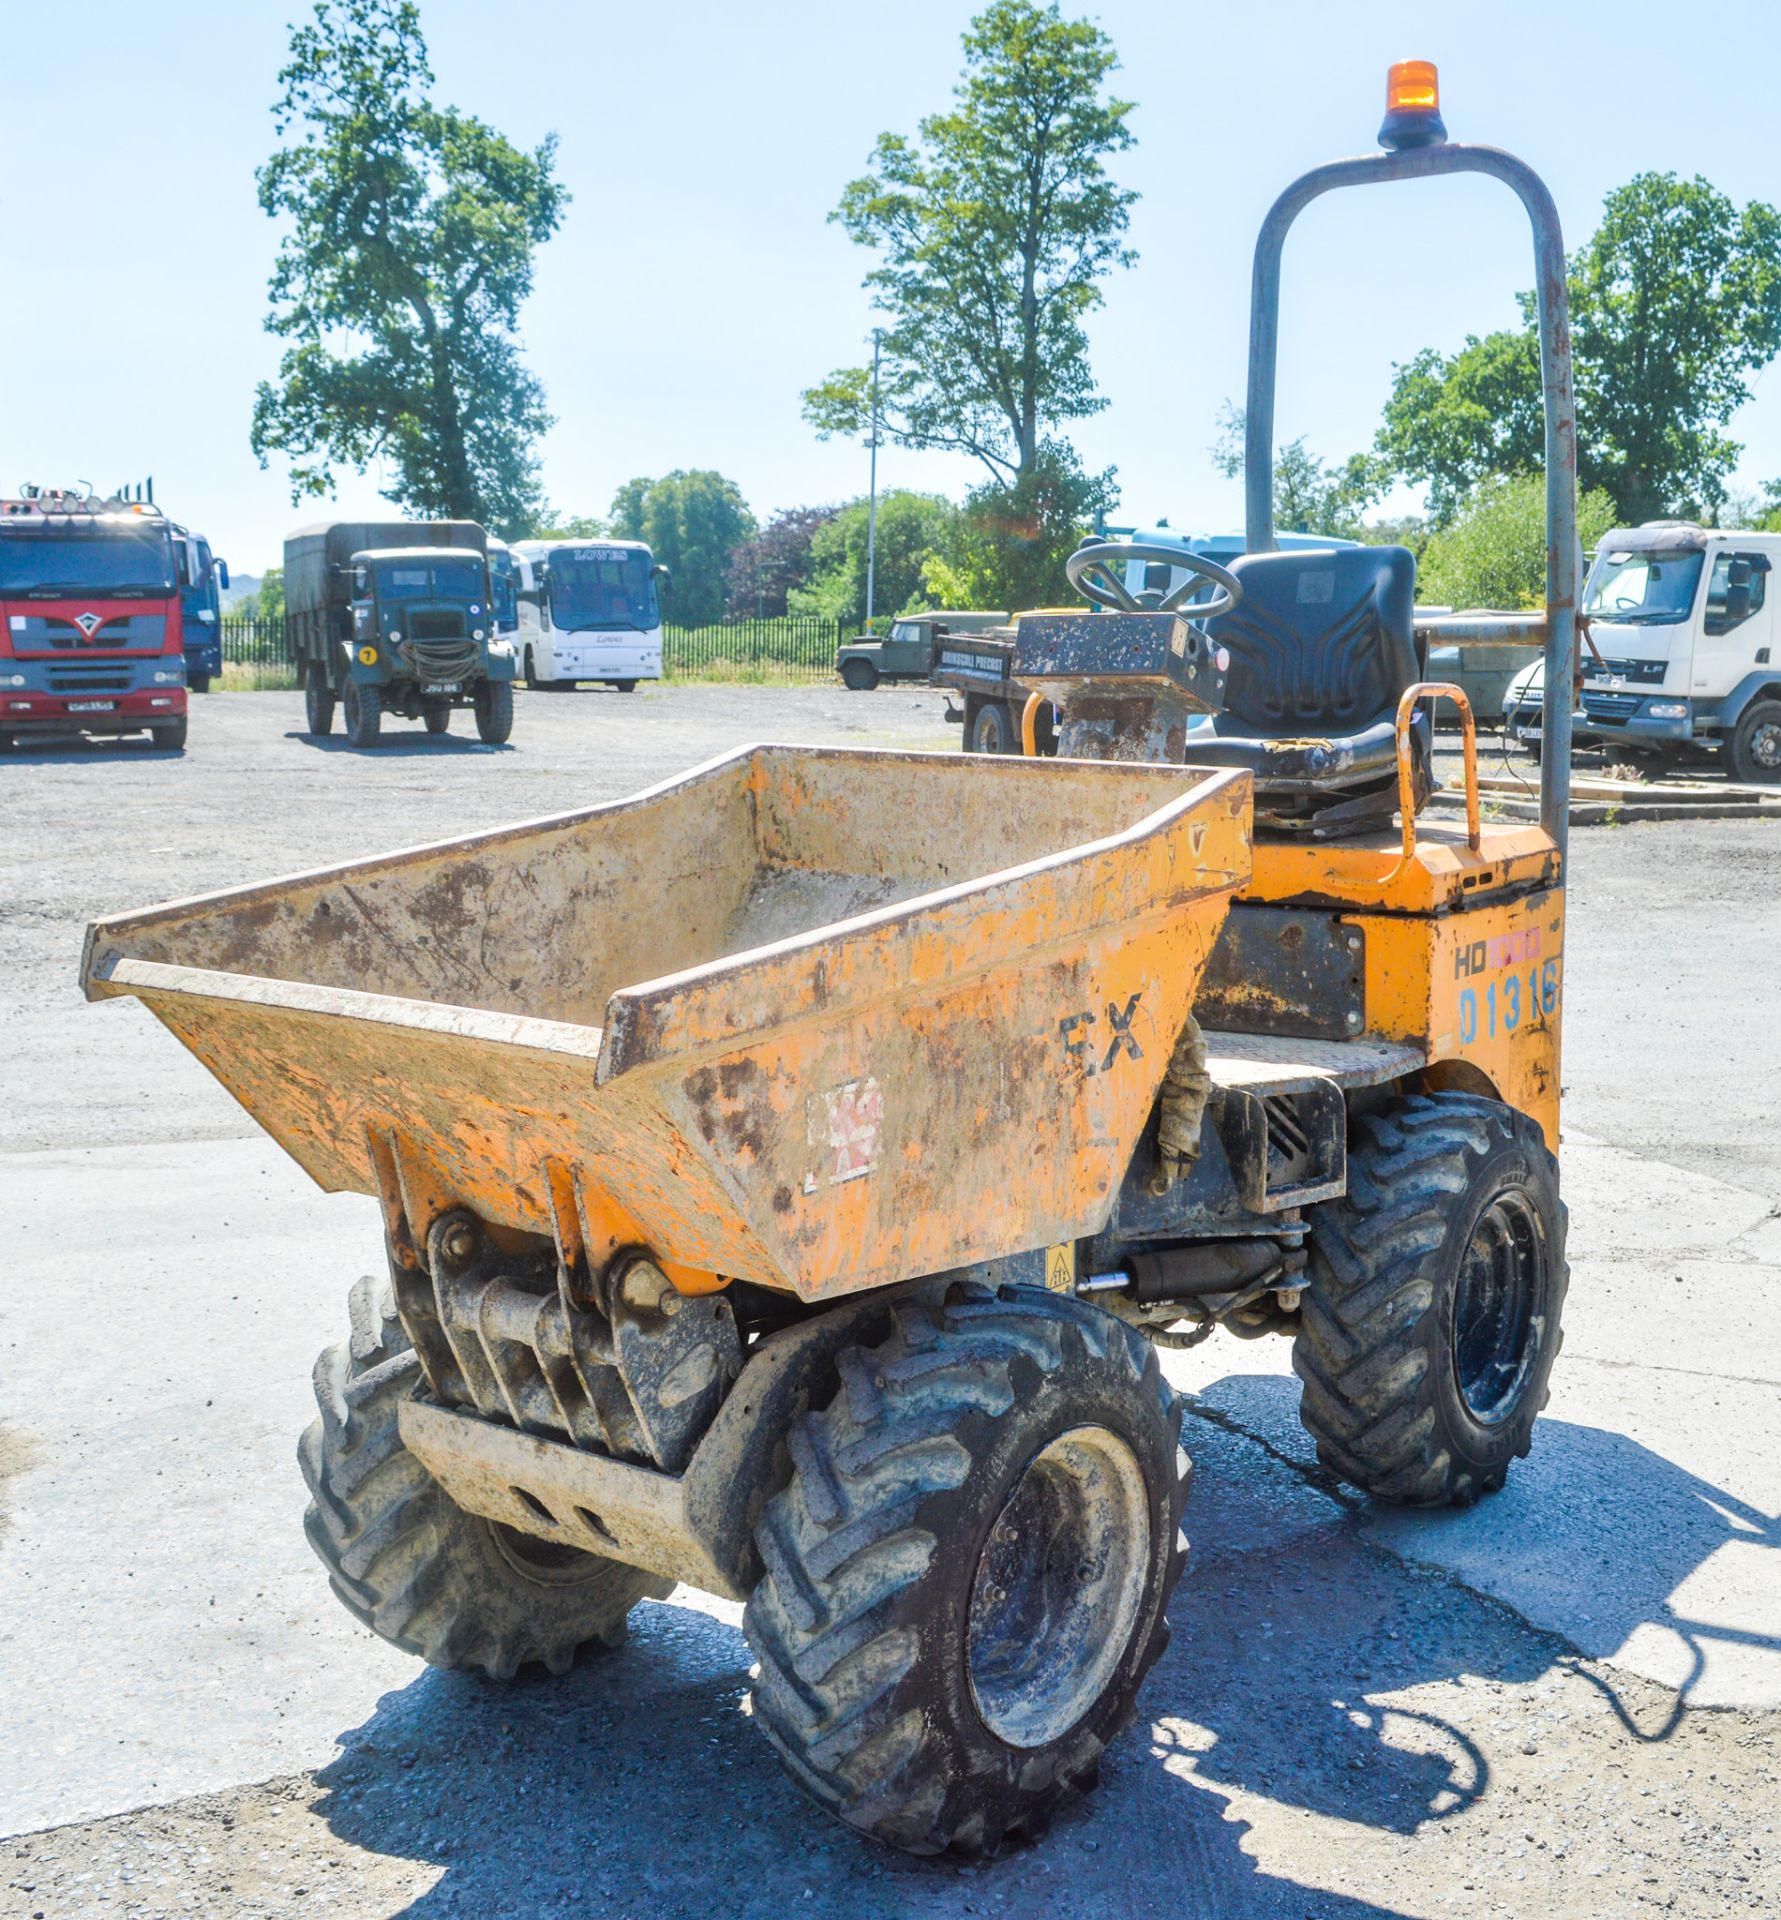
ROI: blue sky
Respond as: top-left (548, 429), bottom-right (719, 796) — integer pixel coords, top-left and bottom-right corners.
top-left (5, 0), bottom-right (1780, 572)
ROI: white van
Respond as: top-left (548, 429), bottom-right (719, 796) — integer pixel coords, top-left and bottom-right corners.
top-left (511, 538), bottom-right (665, 691)
top-left (1576, 522), bottom-right (1781, 780)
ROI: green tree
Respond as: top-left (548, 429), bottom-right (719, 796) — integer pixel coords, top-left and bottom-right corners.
top-left (1720, 479), bottom-right (1781, 532)
top-left (725, 506), bottom-right (838, 619)
top-left (1211, 404), bottom-right (1385, 538)
top-left (1377, 174), bottom-right (1781, 525)
top-left (610, 472), bottom-right (756, 627)
top-left (530, 514), bottom-right (606, 541)
top-left (251, 0), bottom-right (567, 536)
top-left (789, 492), bottom-right (962, 625)
top-left (1376, 331), bottom-right (1544, 523)
top-left (235, 566), bottom-right (285, 622)
top-left (925, 441), bottom-right (1115, 611)
top-left (1416, 474), bottom-right (1619, 611)
top-left (803, 0), bottom-right (1136, 485)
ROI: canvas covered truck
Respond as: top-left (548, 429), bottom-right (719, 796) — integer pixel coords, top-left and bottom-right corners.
top-left (286, 519), bottom-right (517, 747)
top-left (0, 488), bottom-right (189, 750)
top-left (85, 68), bottom-right (1579, 1860)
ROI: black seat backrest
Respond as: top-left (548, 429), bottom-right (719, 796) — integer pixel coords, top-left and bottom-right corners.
top-left (1204, 546), bottom-right (1419, 738)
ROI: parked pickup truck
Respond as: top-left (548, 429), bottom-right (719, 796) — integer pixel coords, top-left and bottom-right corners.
top-left (836, 610), bottom-right (1008, 691)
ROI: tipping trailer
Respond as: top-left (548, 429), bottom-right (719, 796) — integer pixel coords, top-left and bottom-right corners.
top-left (285, 519), bottom-right (517, 747)
top-left (0, 488), bottom-right (189, 750)
top-left (85, 65), bottom-right (1578, 1861)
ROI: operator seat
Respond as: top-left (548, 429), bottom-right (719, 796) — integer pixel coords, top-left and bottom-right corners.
top-left (1188, 544), bottom-right (1429, 838)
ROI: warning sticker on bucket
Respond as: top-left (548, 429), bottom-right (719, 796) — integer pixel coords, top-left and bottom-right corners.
top-left (803, 1076), bottom-right (883, 1192)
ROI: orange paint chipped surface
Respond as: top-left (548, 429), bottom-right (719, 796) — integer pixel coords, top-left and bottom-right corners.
top-left (83, 746), bottom-right (1253, 1301)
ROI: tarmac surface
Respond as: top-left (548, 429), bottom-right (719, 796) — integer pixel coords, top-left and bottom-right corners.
top-left (2, 686), bottom-right (1778, 1917)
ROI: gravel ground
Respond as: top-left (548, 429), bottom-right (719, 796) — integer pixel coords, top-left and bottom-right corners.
top-left (2, 686), bottom-right (1778, 1919)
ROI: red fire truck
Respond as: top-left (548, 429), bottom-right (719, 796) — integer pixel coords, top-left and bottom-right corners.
top-left (0, 487), bottom-right (189, 751)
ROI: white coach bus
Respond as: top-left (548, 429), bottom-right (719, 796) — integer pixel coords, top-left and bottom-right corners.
top-left (511, 538), bottom-right (666, 691)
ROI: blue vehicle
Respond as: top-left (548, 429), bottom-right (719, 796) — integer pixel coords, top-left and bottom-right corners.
top-left (173, 527), bottom-right (229, 693)
top-left (486, 537), bottom-right (519, 636)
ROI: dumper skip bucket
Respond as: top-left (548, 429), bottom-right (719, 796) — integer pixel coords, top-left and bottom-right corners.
top-left (83, 746), bottom-right (1252, 1300)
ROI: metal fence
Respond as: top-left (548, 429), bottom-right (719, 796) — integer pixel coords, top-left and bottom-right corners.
top-left (220, 617), bottom-right (296, 690)
top-left (662, 616), bottom-right (845, 684)
top-left (219, 614), bottom-right (848, 690)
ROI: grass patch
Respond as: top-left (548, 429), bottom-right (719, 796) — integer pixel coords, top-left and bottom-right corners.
top-left (219, 660), bottom-right (299, 692)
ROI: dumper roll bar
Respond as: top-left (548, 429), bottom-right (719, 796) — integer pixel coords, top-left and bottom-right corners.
top-left (1244, 141), bottom-right (1578, 864)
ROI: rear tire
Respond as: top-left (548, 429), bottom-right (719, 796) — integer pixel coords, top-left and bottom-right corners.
top-left (745, 1283), bottom-right (1189, 1856)
top-left (299, 1276), bottom-right (668, 1679)
top-left (1726, 698), bottom-right (1781, 784)
top-left (841, 659), bottom-right (878, 692)
top-left (474, 678), bottom-right (514, 744)
top-left (614, 679), bottom-right (638, 693)
top-left (423, 703), bottom-right (451, 735)
top-left (150, 716), bottom-right (188, 751)
top-left (969, 701), bottom-right (1012, 755)
top-left (304, 665), bottom-right (336, 738)
top-left (1294, 1092), bottom-right (1568, 1507)
top-left (343, 678), bottom-right (383, 748)
top-left (189, 671), bottom-right (212, 694)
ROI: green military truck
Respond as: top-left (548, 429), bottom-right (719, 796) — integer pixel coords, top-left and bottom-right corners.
top-left (286, 520), bottom-right (518, 748)
top-left (836, 609), bottom-right (1008, 691)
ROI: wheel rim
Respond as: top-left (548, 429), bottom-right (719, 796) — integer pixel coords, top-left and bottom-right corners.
top-left (973, 711), bottom-right (1001, 752)
top-left (1452, 1189), bottom-right (1545, 1423)
top-left (966, 1425), bottom-right (1151, 1749)
top-left (1748, 719), bottom-right (1781, 770)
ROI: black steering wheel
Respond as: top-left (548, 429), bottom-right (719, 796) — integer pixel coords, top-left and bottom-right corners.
top-left (1065, 540), bottom-right (1243, 619)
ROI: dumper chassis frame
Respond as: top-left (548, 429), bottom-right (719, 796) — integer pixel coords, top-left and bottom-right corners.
top-left (85, 86), bottom-right (1584, 1863)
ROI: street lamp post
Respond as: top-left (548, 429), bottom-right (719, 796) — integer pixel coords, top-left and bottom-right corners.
top-left (865, 329), bottom-right (883, 631)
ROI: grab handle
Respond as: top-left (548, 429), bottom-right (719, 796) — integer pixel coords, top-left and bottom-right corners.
top-left (1383, 680), bottom-right (1478, 883)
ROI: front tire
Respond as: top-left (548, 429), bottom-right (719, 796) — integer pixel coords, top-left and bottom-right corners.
top-left (474, 678), bottom-right (514, 744)
top-left (840, 659), bottom-right (879, 692)
top-left (1294, 1092), bottom-right (1568, 1506)
top-left (150, 716), bottom-right (188, 751)
top-left (304, 665), bottom-right (336, 737)
top-left (299, 1276), bottom-right (667, 1679)
top-left (745, 1283), bottom-right (1189, 1856)
top-left (423, 702), bottom-right (451, 735)
top-left (343, 677), bottom-right (382, 748)
top-left (1726, 698), bottom-right (1781, 784)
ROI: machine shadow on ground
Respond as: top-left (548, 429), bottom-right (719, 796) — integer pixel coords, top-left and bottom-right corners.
top-left (1189, 1372), bottom-right (1781, 1729)
top-left (0, 737), bottom-right (187, 762)
top-left (311, 1603), bottom-right (1421, 1920)
top-left (285, 731), bottom-right (512, 756)
top-left (307, 1369), bottom-right (1769, 1916)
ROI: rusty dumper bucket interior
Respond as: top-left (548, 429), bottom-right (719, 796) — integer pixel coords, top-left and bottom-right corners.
top-left (83, 745), bottom-right (1252, 1301)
